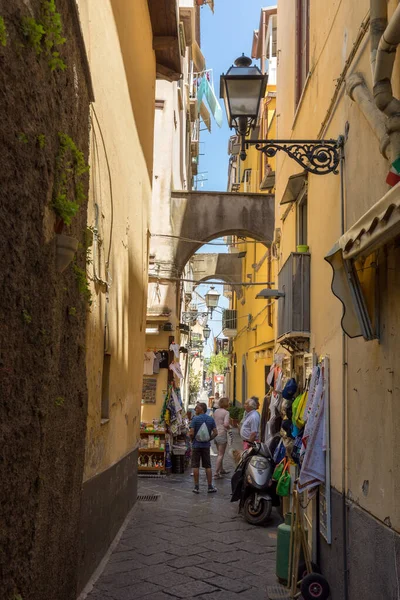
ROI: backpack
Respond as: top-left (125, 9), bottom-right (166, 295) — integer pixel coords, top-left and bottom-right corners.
top-left (195, 421), bottom-right (210, 442)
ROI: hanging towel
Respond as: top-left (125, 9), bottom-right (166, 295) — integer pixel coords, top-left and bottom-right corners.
top-left (298, 381), bottom-right (326, 496)
top-left (198, 76), bottom-right (223, 128)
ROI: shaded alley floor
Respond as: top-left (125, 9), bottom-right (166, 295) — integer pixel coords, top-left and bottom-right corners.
top-left (85, 439), bottom-right (282, 600)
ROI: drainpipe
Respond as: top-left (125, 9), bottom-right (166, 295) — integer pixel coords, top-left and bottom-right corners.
top-left (373, 1), bottom-right (400, 160)
top-left (260, 9), bottom-right (267, 75)
top-left (346, 73), bottom-right (391, 160)
top-left (370, 0), bottom-right (387, 76)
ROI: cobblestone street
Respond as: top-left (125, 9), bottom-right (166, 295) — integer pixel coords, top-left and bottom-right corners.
top-left (84, 441), bottom-right (282, 600)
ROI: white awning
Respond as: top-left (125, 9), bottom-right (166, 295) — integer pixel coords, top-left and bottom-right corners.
top-left (324, 183), bottom-right (400, 340)
top-left (338, 182), bottom-right (400, 259)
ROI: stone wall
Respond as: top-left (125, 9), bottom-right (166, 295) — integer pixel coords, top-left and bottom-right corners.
top-left (0, 1), bottom-right (91, 598)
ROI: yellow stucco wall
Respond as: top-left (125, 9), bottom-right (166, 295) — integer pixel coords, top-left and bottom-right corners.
top-left (232, 91), bottom-right (277, 407)
top-left (78, 0), bottom-right (155, 481)
top-left (233, 241), bottom-right (276, 406)
top-left (276, 0), bottom-right (400, 531)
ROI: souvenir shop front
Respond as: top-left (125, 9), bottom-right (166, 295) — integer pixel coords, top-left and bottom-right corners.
top-left (264, 352), bottom-right (332, 598)
top-left (141, 331), bottom-right (191, 474)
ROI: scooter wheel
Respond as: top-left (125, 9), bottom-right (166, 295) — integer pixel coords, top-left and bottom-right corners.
top-left (300, 573), bottom-right (330, 600)
top-left (243, 495), bottom-right (272, 526)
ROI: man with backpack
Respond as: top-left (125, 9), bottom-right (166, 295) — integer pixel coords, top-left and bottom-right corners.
top-left (189, 402), bottom-right (218, 494)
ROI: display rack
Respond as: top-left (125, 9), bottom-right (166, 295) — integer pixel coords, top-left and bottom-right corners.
top-left (138, 430), bottom-right (166, 473)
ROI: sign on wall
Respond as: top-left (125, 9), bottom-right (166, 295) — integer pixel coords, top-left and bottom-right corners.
top-left (142, 377), bottom-right (157, 404)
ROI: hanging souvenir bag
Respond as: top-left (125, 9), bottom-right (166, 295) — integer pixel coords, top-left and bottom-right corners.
top-left (293, 391), bottom-right (308, 429)
top-left (195, 421), bottom-right (210, 442)
top-left (282, 377), bottom-right (297, 400)
top-left (272, 458), bottom-right (286, 482)
top-left (276, 461), bottom-right (291, 497)
top-left (273, 439), bottom-right (286, 464)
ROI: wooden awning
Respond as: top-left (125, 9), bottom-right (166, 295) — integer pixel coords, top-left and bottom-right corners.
top-left (148, 0), bottom-right (182, 81)
top-left (192, 40), bottom-right (206, 73)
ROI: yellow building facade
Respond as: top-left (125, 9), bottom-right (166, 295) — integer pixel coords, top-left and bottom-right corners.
top-left (275, 1), bottom-right (400, 598)
top-left (228, 7), bottom-right (278, 407)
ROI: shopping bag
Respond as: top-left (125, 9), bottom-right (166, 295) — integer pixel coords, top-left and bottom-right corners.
top-left (272, 458), bottom-right (286, 482)
top-left (276, 462), bottom-right (291, 497)
top-left (273, 439), bottom-right (286, 464)
top-left (195, 422), bottom-right (210, 442)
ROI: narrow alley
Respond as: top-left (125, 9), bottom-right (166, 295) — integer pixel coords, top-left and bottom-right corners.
top-left (84, 440), bottom-right (281, 600)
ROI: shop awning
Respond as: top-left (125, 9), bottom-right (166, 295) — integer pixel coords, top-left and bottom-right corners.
top-left (280, 172), bottom-right (307, 205)
top-left (324, 182), bottom-right (400, 339)
top-left (192, 40), bottom-right (206, 73)
top-left (334, 182), bottom-right (400, 260)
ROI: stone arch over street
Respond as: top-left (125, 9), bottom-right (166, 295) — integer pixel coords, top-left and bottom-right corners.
top-left (150, 191), bottom-right (275, 275)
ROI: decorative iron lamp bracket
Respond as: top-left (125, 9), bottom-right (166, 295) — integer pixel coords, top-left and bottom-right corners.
top-left (242, 136), bottom-right (344, 176)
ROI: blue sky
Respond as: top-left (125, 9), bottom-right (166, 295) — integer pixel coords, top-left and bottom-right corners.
top-left (198, 0), bottom-right (276, 192)
top-left (192, 1), bottom-right (276, 353)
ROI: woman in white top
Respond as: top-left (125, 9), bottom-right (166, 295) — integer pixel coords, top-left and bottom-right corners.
top-left (213, 397), bottom-right (231, 478)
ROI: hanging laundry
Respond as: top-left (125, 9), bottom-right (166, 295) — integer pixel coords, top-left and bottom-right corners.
top-left (143, 351), bottom-right (156, 375)
top-left (159, 350), bottom-right (169, 369)
top-left (169, 361), bottom-right (184, 379)
top-left (169, 342), bottom-right (180, 359)
top-left (153, 352), bottom-right (162, 374)
top-left (197, 75), bottom-right (223, 128)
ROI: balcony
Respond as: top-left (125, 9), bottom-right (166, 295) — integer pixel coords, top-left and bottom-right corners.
top-left (277, 252), bottom-right (310, 352)
top-left (222, 309), bottom-right (237, 338)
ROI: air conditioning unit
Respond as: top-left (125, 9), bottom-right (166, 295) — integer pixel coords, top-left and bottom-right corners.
top-left (228, 135), bottom-right (240, 156)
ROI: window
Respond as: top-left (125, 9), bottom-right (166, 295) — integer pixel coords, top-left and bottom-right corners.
top-left (242, 169), bottom-right (252, 192)
top-left (297, 192), bottom-right (308, 246)
top-left (295, 0), bottom-right (310, 107)
top-left (101, 353), bottom-right (111, 420)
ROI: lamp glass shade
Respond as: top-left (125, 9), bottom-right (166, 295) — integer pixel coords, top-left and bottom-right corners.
top-left (224, 78), bottom-right (264, 117)
top-left (220, 57), bottom-right (268, 129)
top-left (203, 325), bottom-right (211, 340)
top-left (205, 288), bottom-right (220, 309)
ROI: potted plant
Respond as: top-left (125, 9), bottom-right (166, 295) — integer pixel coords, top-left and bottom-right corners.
top-left (52, 133), bottom-right (89, 272)
top-left (229, 405), bottom-right (241, 428)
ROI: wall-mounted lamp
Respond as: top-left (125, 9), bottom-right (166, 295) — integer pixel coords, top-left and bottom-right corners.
top-left (205, 286), bottom-right (220, 317)
top-left (203, 324), bottom-right (211, 341)
top-left (256, 288), bottom-right (285, 300)
top-left (220, 55), bottom-right (343, 173)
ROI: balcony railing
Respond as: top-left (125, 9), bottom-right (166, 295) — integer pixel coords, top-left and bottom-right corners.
top-left (277, 252), bottom-right (310, 342)
top-left (222, 309), bottom-right (237, 337)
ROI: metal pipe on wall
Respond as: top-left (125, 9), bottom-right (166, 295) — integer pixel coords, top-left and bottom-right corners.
top-left (346, 72), bottom-right (391, 159)
top-left (373, 1), bottom-right (400, 159)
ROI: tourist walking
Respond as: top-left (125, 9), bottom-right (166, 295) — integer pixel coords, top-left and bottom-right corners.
top-left (213, 397), bottom-right (231, 478)
top-left (240, 398), bottom-right (260, 450)
top-left (189, 402), bottom-right (218, 494)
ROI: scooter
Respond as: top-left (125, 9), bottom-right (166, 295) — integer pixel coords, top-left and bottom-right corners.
top-left (230, 439), bottom-right (281, 526)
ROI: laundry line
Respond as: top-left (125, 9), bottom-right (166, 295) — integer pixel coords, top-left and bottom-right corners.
top-left (150, 233), bottom-right (272, 245)
top-left (149, 276), bottom-right (275, 286)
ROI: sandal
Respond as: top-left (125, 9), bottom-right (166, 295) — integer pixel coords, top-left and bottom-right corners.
top-left (214, 473), bottom-right (223, 479)
top-left (220, 469), bottom-right (230, 475)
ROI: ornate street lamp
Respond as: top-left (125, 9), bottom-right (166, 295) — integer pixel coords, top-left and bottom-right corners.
top-left (204, 286), bottom-right (220, 317)
top-left (220, 55), bottom-right (343, 174)
top-left (220, 54), bottom-right (267, 144)
top-left (203, 324), bottom-right (211, 341)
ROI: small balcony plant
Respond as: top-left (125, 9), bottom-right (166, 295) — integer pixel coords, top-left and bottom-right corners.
top-left (52, 133), bottom-right (89, 271)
